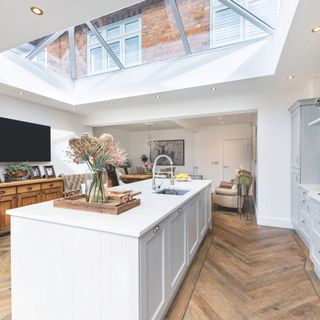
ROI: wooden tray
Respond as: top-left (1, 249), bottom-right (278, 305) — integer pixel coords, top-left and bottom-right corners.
top-left (53, 193), bottom-right (141, 215)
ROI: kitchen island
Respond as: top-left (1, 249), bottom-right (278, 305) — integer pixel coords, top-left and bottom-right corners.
top-left (8, 179), bottom-right (212, 320)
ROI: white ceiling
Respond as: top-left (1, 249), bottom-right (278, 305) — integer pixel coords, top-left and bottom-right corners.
top-left (102, 112), bottom-right (257, 131)
top-left (0, 0), bottom-right (319, 122)
top-left (0, 0), bottom-right (141, 52)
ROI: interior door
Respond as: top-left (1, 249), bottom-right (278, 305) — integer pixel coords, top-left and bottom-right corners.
top-left (223, 139), bottom-right (251, 181)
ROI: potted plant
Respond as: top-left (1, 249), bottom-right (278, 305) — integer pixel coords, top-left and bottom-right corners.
top-left (239, 175), bottom-right (250, 196)
top-left (3, 163), bottom-right (30, 182)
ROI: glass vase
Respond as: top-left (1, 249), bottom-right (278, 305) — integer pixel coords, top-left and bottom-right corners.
top-left (85, 169), bottom-right (108, 203)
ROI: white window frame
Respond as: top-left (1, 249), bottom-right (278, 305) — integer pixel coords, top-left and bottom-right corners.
top-left (210, 0), bottom-right (277, 49)
top-left (87, 15), bottom-right (142, 75)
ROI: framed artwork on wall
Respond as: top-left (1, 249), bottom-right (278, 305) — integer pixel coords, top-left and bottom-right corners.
top-left (43, 165), bottom-right (56, 178)
top-left (29, 166), bottom-right (41, 179)
top-left (150, 140), bottom-right (185, 166)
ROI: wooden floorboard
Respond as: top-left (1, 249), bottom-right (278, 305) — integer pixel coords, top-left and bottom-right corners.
top-left (1, 208), bottom-right (320, 320)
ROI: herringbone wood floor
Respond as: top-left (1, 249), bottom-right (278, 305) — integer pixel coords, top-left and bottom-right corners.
top-left (166, 210), bottom-right (320, 320)
top-left (1, 209), bottom-right (320, 320)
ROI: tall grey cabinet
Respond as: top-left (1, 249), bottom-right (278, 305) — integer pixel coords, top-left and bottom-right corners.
top-left (290, 99), bottom-right (320, 229)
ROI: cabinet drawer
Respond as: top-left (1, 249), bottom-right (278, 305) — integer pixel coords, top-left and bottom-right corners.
top-left (17, 184), bottom-right (41, 193)
top-left (309, 198), bottom-right (320, 215)
top-left (42, 181), bottom-right (62, 190)
top-left (300, 188), bottom-right (308, 200)
top-left (300, 210), bottom-right (311, 244)
top-left (0, 187), bottom-right (16, 196)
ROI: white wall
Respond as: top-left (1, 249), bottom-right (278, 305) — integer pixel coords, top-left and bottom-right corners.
top-left (0, 94), bottom-right (89, 179)
top-left (93, 127), bottom-right (195, 174)
top-left (93, 124), bottom-right (253, 191)
top-left (195, 124), bottom-right (252, 189)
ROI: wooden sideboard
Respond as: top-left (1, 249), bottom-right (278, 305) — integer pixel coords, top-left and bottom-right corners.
top-left (0, 178), bottom-right (63, 236)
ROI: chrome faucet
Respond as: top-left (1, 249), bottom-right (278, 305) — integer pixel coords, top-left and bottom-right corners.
top-left (152, 155), bottom-right (175, 190)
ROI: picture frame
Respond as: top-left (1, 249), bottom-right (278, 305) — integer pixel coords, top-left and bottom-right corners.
top-left (29, 166), bottom-right (42, 179)
top-left (43, 165), bottom-right (56, 178)
top-left (150, 139), bottom-right (185, 166)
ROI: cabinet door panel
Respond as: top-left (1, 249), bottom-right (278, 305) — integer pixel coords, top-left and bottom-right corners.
top-left (18, 192), bottom-right (41, 207)
top-left (0, 195), bottom-right (16, 234)
top-left (168, 207), bottom-right (187, 294)
top-left (291, 109), bottom-right (300, 168)
top-left (198, 192), bottom-right (207, 239)
top-left (141, 222), bottom-right (166, 320)
top-left (187, 198), bottom-right (199, 263)
top-left (292, 170), bottom-right (300, 229)
top-left (42, 188), bottom-right (63, 202)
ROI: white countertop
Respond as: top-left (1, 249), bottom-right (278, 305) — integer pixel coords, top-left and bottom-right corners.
top-left (7, 179), bottom-right (212, 238)
top-left (299, 184), bottom-right (320, 202)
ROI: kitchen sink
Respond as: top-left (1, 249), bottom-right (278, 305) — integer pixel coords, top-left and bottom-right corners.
top-left (153, 188), bottom-right (190, 195)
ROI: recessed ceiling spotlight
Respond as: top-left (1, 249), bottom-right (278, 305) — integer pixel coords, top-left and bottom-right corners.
top-left (218, 116), bottom-right (222, 120)
top-left (155, 95), bottom-right (160, 99)
top-left (18, 90), bottom-right (24, 95)
top-left (109, 101), bottom-right (114, 105)
top-left (287, 75), bottom-right (295, 80)
top-left (211, 87), bottom-right (217, 91)
top-left (30, 6), bottom-right (44, 15)
top-left (312, 26), bottom-right (320, 33)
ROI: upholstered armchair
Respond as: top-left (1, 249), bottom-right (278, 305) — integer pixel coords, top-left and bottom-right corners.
top-left (213, 170), bottom-right (253, 210)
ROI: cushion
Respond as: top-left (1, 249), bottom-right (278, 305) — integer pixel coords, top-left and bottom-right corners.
top-left (215, 187), bottom-right (238, 196)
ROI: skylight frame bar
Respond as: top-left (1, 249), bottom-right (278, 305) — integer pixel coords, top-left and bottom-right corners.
top-left (26, 31), bottom-right (65, 60)
top-left (68, 27), bottom-right (77, 80)
top-left (219, 0), bottom-right (274, 35)
top-left (169, 0), bottom-right (191, 55)
top-left (86, 21), bottom-right (125, 70)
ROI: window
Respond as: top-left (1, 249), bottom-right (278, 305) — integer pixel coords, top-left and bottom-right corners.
top-left (211, 0), bottom-right (278, 47)
top-left (87, 16), bottom-right (141, 75)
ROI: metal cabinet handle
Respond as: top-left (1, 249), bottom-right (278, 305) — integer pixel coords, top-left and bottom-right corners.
top-left (301, 219), bottom-right (305, 223)
top-left (49, 183), bottom-right (54, 187)
top-left (0, 191), bottom-right (5, 195)
top-left (302, 199), bottom-right (306, 204)
top-left (302, 192), bottom-right (307, 196)
top-left (27, 186), bottom-right (32, 191)
top-left (153, 225), bottom-right (160, 233)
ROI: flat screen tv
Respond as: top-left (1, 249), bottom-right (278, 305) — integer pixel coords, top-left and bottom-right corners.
top-left (0, 117), bottom-right (51, 162)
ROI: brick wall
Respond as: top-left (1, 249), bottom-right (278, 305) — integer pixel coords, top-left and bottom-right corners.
top-left (46, 0), bottom-right (211, 78)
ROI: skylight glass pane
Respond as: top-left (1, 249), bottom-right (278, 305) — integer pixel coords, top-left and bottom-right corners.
top-left (214, 6), bottom-right (241, 46)
top-left (91, 0), bottom-right (185, 67)
top-left (74, 24), bottom-right (120, 78)
top-left (234, 0), bottom-right (279, 27)
top-left (10, 34), bottom-right (53, 57)
top-left (45, 31), bottom-right (71, 77)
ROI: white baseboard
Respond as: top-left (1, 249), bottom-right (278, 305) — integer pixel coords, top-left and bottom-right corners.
top-left (257, 216), bottom-right (294, 229)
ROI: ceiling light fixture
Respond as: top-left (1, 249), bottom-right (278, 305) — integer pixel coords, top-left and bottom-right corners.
top-left (312, 26), bottom-right (320, 33)
top-left (287, 75), bottom-right (295, 80)
top-left (211, 87), bottom-right (217, 91)
top-left (155, 95), bottom-right (160, 99)
top-left (18, 90), bottom-right (24, 95)
top-left (30, 6), bottom-right (44, 15)
top-left (218, 116), bottom-right (222, 120)
top-left (143, 124), bottom-right (157, 151)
